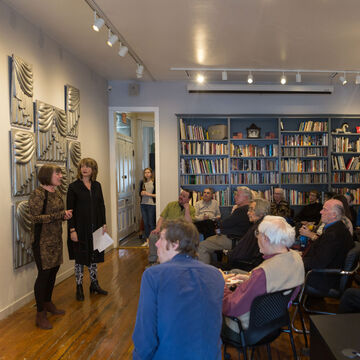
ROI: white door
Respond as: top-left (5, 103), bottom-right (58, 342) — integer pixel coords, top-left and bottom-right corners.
top-left (116, 135), bottom-right (136, 240)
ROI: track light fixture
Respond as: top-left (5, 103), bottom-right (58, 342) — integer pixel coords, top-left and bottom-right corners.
top-left (92, 11), bottom-right (105, 32)
top-left (222, 71), bottom-right (227, 81)
top-left (247, 72), bottom-right (254, 84)
top-left (196, 73), bottom-right (205, 83)
top-left (280, 73), bottom-right (287, 85)
top-left (107, 30), bottom-right (118, 47)
top-left (356, 73), bottom-right (360, 85)
top-left (339, 72), bottom-right (347, 85)
top-left (118, 44), bottom-right (129, 57)
top-left (296, 72), bottom-right (302, 83)
top-left (136, 64), bottom-right (144, 78)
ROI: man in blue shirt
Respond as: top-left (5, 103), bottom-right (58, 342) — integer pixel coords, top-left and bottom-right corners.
top-left (133, 219), bottom-right (224, 360)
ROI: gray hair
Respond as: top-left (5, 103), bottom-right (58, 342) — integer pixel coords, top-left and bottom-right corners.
top-left (236, 186), bottom-right (253, 201)
top-left (258, 215), bottom-right (295, 248)
top-left (252, 198), bottom-right (270, 218)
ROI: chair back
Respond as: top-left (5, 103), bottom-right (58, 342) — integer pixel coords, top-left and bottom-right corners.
top-left (338, 242), bottom-right (360, 292)
top-left (244, 288), bottom-right (295, 345)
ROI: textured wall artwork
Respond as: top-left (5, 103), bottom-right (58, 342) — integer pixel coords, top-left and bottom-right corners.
top-left (11, 129), bottom-right (37, 197)
top-left (35, 100), bottom-right (67, 162)
top-left (68, 140), bottom-right (81, 183)
top-left (65, 85), bottom-right (80, 138)
top-left (13, 201), bottom-right (33, 268)
top-left (10, 55), bottom-right (34, 128)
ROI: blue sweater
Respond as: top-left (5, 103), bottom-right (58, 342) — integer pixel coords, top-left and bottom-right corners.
top-left (133, 254), bottom-right (224, 360)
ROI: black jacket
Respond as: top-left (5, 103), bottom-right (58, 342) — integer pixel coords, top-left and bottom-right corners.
top-left (67, 179), bottom-right (106, 265)
top-left (220, 205), bottom-right (251, 240)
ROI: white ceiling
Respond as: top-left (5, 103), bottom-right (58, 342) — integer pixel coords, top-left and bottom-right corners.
top-left (4, 0), bottom-right (360, 83)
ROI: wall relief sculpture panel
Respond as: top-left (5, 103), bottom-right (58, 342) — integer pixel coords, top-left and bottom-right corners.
top-left (11, 129), bottom-right (37, 197)
top-left (65, 85), bottom-right (80, 138)
top-left (35, 100), bottom-right (67, 162)
top-left (10, 55), bottom-right (34, 129)
top-left (68, 140), bottom-right (81, 184)
top-left (13, 200), bottom-right (33, 268)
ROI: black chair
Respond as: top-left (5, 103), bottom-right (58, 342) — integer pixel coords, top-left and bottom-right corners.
top-left (222, 288), bottom-right (298, 360)
top-left (291, 242), bottom-right (360, 346)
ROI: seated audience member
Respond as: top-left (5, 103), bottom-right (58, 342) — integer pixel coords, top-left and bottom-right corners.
top-left (294, 190), bottom-right (322, 225)
top-left (224, 198), bottom-right (271, 271)
top-left (221, 216), bottom-right (304, 335)
top-left (303, 199), bottom-right (354, 292)
top-left (194, 188), bottom-right (221, 239)
top-left (132, 220), bottom-right (224, 360)
top-left (338, 288), bottom-right (360, 313)
top-left (147, 189), bottom-right (195, 265)
top-left (344, 192), bottom-right (357, 229)
top-left (198, 187), bottom-right (252, 264)
top-left (270, 188), bottom-right (291, 219)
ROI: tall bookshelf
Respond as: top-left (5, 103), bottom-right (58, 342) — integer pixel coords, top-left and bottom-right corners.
top-left (178, 115), bottom-right (360, 207)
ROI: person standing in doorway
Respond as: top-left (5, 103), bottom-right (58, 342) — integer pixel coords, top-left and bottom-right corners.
top-left (67, 158), bottom-right (108, 301)
top-left (139, 168), bottom-right (156, 245)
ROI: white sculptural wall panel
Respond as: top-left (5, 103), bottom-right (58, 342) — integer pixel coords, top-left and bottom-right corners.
top-left (10, 55), bottom-right (34, 129)
top-left (68, 140), bottom-right (81, 184)
top-left (11, 129), bottom-right (37, 197)
top-left (65, 85), bottom-right (80, 138)
top-left (35, 100), bottom-right (67, 163)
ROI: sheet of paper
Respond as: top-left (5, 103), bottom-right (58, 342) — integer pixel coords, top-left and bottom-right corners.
top-left (93, 227), bottom-right (114, 252)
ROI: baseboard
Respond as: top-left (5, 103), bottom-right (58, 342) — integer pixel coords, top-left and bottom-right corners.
top-left (0, 267), bottom-right (74, 320)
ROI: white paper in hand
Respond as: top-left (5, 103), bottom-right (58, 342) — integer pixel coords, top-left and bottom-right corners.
top-left (93, 227), bottom-right (114, 252)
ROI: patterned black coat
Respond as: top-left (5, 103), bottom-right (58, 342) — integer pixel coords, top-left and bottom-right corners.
top-left (67, 179), bottom-right (106, 266)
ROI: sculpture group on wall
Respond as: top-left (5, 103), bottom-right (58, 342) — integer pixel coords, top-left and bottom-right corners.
top-left (10, 54), bottom-right (81, 269)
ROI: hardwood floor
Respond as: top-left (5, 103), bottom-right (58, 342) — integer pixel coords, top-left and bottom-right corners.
top-left (0, 248), bottom-right (314, 359)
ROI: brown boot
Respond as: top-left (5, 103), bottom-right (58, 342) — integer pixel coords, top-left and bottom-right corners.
top-left (36, 311), bottom-right (52, 330)
top-left (44, 301), bottom-right (65, 315)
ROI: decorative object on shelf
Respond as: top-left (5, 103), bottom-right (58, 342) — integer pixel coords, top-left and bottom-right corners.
top-left (13, 200), bottom-right (33, 268)
top-left (11, 129), bottom-right (37, 197)
top-left (356, 126), bottom-right (360, 134)
top-left (232, 132), bottom-right (243, 139)
top-left (334, 123), bottom-right (350, 134)
top-left (68, 140), bottom-right (81, 183)
top-left (35, 100), bottom-right (67, 162)
top-left (65, 85), bottom-right (80, 138)
top-left (208, 124), bottom-right (228, 140)
top-left (246, 123), bottom-right (261, 139)
top-left (10, 55), bottom-right (34, 129)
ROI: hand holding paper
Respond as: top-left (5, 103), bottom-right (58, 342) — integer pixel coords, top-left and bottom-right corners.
top-left (93, 227), bottom-right (114, 252)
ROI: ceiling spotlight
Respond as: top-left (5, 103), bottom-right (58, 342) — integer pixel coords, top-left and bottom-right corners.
top-left (118, 44), bottom-right (129, 57)
top-left (92, 12), bottom-right (105, 32)
top-left (296, 72), bottom-right (302, 83)
top-left (356, 73), bottom-right (360, 85)
top-left (196, 73), bottom-right (205, 83)
top-left (280, 73), bottom-right (287, 85)
top-left (339, 72), bottom-right (347, 85)
top-left (107, 30), bottom-right (118, 47)
top-left (136, 64), bottom-right (144, 78)
top-left (247, 72), bottom-right (254, 84)
top-left (222, 71), bottom-right (227, 81)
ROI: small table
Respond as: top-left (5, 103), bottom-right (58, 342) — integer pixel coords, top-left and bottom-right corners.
top-left (310, 313), bottom-right (360, 360)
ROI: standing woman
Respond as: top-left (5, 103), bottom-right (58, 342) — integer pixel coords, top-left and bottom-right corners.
top-left (29, 164), bottom-right (73, 329)
top-left (139, 168), bottom-right (156, 243)
top-left (67, 158), bottom-right (108, 301)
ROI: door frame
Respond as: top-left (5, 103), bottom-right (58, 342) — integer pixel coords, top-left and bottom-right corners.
top-left (108, 106), bottom-right (160, 244)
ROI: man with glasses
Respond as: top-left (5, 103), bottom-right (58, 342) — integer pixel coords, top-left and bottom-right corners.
top-left (270, 188), bottom-right (291, 219)
top-left (194, 188), bottom-right (221, 240)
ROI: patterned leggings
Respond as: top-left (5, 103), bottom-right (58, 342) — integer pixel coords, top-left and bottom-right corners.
top-left (75, 263), bottom-right (97, 285)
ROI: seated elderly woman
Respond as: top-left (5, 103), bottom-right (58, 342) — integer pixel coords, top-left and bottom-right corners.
top-left (221, 215), bottom-right (304, 337)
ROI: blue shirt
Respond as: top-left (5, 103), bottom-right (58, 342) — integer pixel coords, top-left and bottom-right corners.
top-left (132, 253), bottom-right (225, 360)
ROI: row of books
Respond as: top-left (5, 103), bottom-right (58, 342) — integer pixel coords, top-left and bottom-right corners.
top-left (332, 188), bottom-right (360, 204)
top-left (281, 159), bottom-right (328, 172)
top-left (230, 173), bottom-right (279, 185)
top-left (180, 141), bottom-right (228, 155)
top-left (179, 119), bottom-right (209, 140)
top-left (332, 173), bottom-right (360, 183)
top-left (298, 121), bottom-right (328, 132)
top-left (180, 158), bottom-right (229, 174)
top-left (281, 134), bottom-right (328, 146)
top-left (180, 175), bottom-right (229, 185)
top-left (332, 137), bottom-right (360, 153)
top-left (230, 189), bottom-right (273, 204)
top-left (332, 156), bottom-right (360, 170)
top-left (281, 174), bottom-right (328, 184)
top-left (281, 147), bottom-right (328, 157)
top-left (284, 189), bottom-right (325, 205)
top-left (230, 144), bottom-right (278, 157)
top-left (187, 189), bottom-right (230, 206)
top-left (231, 159), bottom-right (278, 171)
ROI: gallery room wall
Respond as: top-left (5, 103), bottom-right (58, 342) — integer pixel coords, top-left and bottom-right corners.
top-left (108, 80), bottom-right (360, 212)
top-left (0, 1), bottom-right (110, 318)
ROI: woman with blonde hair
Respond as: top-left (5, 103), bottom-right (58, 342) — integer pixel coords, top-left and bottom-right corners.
top-left (67, 158), bottom-right (107, 301)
